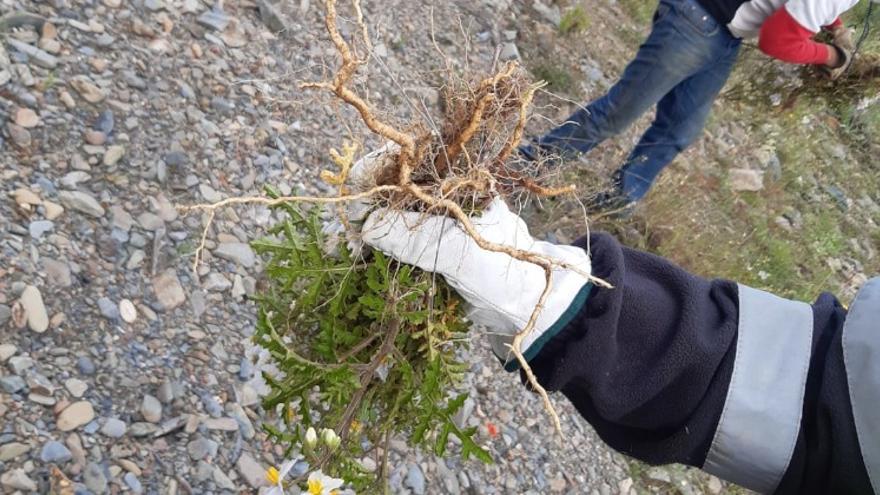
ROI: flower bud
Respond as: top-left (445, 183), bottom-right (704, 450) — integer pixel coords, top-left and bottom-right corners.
top-left (321, 428), bottom-right (341, 450)
top-left (304, 427), bottom-right (318, 449)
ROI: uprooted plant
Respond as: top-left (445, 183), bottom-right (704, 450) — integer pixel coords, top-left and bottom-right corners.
top-left (182, 0), bottom-right (610, 491)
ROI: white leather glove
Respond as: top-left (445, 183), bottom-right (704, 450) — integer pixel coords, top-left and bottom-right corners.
top-left (322, 142), bottom-right (399, 256)
top-left (362, 198), bottom-right (593, 370)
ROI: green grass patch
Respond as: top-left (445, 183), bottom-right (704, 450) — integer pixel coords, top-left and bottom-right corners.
top-left (529, 62), bottom-right (577, 94)
top-left (559, 4), bottom-right (590, 35)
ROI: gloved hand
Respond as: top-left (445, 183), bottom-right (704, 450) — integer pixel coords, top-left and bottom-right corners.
top-left (820, 43), bottom-right (853, 80)
top-left (361, 197), bottom-right (593, 370)
top-left (321, 142), bottom-right (398, 256)
top-left (829, 24), bottom-right (855, 51)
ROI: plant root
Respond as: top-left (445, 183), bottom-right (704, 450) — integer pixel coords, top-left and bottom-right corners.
top-left (183, 0), bottom-right (614, 439)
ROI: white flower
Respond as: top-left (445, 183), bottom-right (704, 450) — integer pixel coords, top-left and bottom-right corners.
top-left (304, 427), bottom-right (318, 448)
top-left (320, 428), bottom-right (340, 450)
top-left (306, 470), bottom-right (344, 495)
top-left (265, 458), bottom-right (298, 495)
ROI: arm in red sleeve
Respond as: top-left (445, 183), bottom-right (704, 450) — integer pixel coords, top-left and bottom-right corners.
top-left (758, 6), bottom-right (831, 65)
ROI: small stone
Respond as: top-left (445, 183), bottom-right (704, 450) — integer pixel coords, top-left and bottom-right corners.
top-left (707, 476), bottom-right (723, 494)
top-left (40, 440), bottom-right (72, 463)
top-left (405, 464), bottom-right (426, 495)
top-left (43, 201), bottom-right (64, 220)
top-left (237, 453), bottom-right (268, 488)
top-left (156, 381), bottom-right (174, 403)
top-left (57, 401), bottom-right (96, 431)
top-left (213, 467), bottom-right (236, 490)
top-left (197, 9), bottom-right (231, 31)
top-left (129, 422), bottom-right (159, 437)
top-left (1, 468), bottom-right (38, 492)
top-left (124, 472), bottom-right (143, 493)
top-left (7, 122), bottom-right (31, 147)
top-left (95, 110), bottom-right (115, 134)
top-left (77, 356), bottom-right (96, 375)
top-left (83, 462), bottom-right (108, 493)
top-left (64, 378), bottom-right (88, 398)
top-left (43, 258), bottom-right (71, 287)
top-left (203, 272), bottom-right (232, 292)
top-left (203, 417), bottom-right (238, 431)
top-left (29, 220), bottom-right (54, 239)
top-left (6, 38), bottom-right (58, 68)
top-left (14, 107), bottom-right (39, 128)
top-left (119, 299), bottom-right (137, 323)
top-left (187, 436), bottom-right (219, 460)
top-left (12, 188), bottom-right (42, 206)
top-left (152, 270), bottom-right (186, 311)
top-left (117, 459), bottom-right (142, 475)
top-left (100, 417), bottom-right (127, 437)
top-left (141, 394), bottom-right (162, 423)
top-left (214, 242), bottom-right (256, 268)
top-left (70, 76), bottom-right (106, 103)
top-left (58, 190), bottom-right (105, 218)
top-left (0, 442), bottom-right (30, 462)
top-left (97, 297), bottom-right (119, 320)
top-left (729, 168), bottom-right (764, 192)
top-left (137, 212), bottom-right (164, 231)
top-left (84, 130), bottom-right (107, 145)
top-left (0, 375), bottom-right (26, 393)
top-left (256, 0), bottom-right (289, 32)
top-left (0, 344), bottom-right (15, 362)
top-left (8, 355), bottom-right (34, 374)
top-left (549, 476), bottom-right (567, 492)
top-left (19, 285), bottom-right (49, 333)
top-left (103, 145), bottom-right (125, 165)
top-left (499, 42), bottom-right (520, 60)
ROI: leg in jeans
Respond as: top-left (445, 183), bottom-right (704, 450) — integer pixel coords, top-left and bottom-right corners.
top-left (522, 0), bottom-right (720, 160)
top-left (616, 38), bottom-right (741, 202)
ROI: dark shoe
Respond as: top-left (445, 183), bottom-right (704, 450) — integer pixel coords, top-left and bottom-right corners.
top-left (587, 189), bottom-right (636, 218)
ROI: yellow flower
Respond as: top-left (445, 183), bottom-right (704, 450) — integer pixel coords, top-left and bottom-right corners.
top-left (265, 467), bottom-right (280, 486)
top-left (349, 420), bottom-right (362, 435)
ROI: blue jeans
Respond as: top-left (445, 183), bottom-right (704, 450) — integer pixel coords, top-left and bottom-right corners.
top-left (525, 0), bottom-right (741, 202)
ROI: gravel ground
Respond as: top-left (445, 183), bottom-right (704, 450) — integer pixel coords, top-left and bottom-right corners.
top-left (0, 0), bottom-right (735, 493)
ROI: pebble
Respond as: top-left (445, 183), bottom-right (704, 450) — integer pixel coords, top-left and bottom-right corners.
top-left (236, 452), bottom-right (269, 488)
top-left (8, 355), bottom-right (34, 374)
top-left (57, 401), bottom-right (96, 431)
top-left (84, 462), bottom-right (108, 493)
top-left (142, 394), bottom-right (163, 423)
top-left (0, 375), bottom-right (26, 393)
top-left (0, 442), bottom-right (30, 462)
top-left (0, 344), bottom-right (15, 362)
top-left (64, 378), bottom-right (88, 398)
top-left (77, 356), bottom-right (96, 375)
top-left (1, 468), bottom-right (38, 492)
top-left (6, 38), bottom-right (58, 68)
top-left (152, 270), bottom-right (186, 311)
top-left (19, 285), bottom-right (49, 333)
top-left (58, 190), bottom-right (105, 218)
top-left (43, 201), bottom-right (64, 220)
top-left (14, 107), bottom-right (40, 128)
top-left (187, 436), bottom-right (219, 460)
top-left (103, 145), bottom-right (125, 166)
top-left (84, 129), bottom-right (107, 145)
top-left (28, 220), bottom-right (54, 239)
top-left (100, 417), bottom-right (127, 437)
top-left (97, 297), bottom-right (120, 320)
top-left (6, 123), bottom-right (32, 148)
top-left (119, 299), bottom-right (137, 323)
top-left (214, 242), bottom-right (256, 268)
top-left (124, 472), bottom-right (144, 493)
top-left (406, 463), bottom-right (426, 495)
top-left (70, 76), bottom-right (106, 103)
top-left (40, 440), bottom-right (73, 463)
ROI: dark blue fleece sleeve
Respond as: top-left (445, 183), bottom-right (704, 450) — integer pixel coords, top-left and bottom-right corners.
top-left (527, 232), bottom-right (871, 494)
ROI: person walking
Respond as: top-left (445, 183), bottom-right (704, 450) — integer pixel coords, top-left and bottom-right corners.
top-left (520, 0), bottom-right (859, 210)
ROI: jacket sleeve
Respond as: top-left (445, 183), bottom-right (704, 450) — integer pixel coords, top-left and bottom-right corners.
top-left (758, 6), bottom-right (830, 64)
top-left (527, 232), bottom-right (875, 494)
